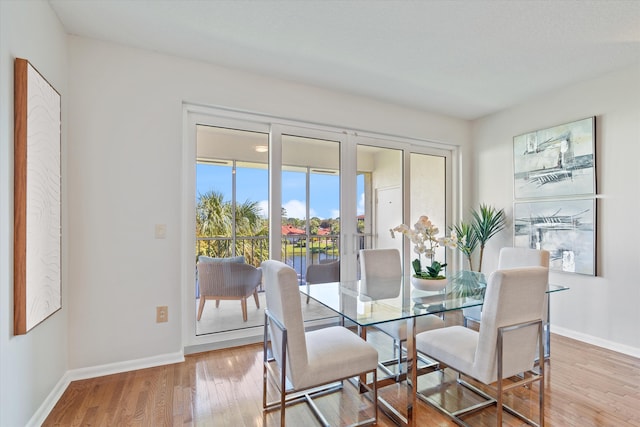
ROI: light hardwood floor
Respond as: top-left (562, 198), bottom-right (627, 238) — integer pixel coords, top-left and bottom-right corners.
top-left (44, 334), bottom-right (640, 426)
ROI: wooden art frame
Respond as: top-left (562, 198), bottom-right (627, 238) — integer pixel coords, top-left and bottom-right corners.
top-left (14, 58), bottom-right (62, 335)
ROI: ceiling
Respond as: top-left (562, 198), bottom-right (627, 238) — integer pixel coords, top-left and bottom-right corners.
top-left (49, 0), bottom-right (640, 120)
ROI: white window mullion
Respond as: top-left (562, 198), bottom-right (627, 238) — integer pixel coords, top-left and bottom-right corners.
top-left (269, 125), bottom-right (283, 261)
top-left (340, 132), bottom-right (358, 281)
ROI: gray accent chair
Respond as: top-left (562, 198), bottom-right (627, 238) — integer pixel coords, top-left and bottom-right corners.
top-left (196, 257), bottom-right (262, 321)
top-left (304, 259), bottom-right (340, 304)
top-left (416, 266), bottom-right (548, 426)
top-left (261, 260), bottom-right (378, 427)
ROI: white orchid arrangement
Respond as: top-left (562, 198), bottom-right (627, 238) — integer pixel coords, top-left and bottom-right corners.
top-left (391, 215), bottom-right (457, 279)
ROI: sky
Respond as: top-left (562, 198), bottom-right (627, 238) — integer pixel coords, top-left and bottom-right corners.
top-left (197, 164), bottom-right (365, 219)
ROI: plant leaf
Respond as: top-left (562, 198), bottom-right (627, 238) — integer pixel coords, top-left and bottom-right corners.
top-left (471, 204), bottom-right (506, 245)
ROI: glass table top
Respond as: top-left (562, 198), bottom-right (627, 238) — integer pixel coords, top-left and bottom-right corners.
top-left (301, 271), bottom-right (568, 328)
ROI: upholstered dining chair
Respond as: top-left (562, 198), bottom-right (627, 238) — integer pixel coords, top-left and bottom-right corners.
top-left (463, 247), bottom-right (549, 326)
top-left (261, 260), bottom-right (378, 427)
top-left (196, 260), bottom-right (262, 321)
top-left (359, 248), bottom-right (444, 379)
top-left (304, 259), bottom-right (340, 304)
top-left (416, 266), bottom-right (548, 426)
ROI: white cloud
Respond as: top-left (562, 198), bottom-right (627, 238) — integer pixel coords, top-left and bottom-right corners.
top-left (257, 199), bottom-right (337, 219)
top-left (257, 200), bottom-right (269, 218)
top-left (283, 199), bottom-right (315, 219)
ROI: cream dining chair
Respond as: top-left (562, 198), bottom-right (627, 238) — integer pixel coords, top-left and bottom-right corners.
top-left (463, 247), bottom-right (550, 327)
top-left (261, 260), bottom-right (378, 427)
top-left (416, 266), bottom-right (548, 426)
top-left (359, 248), bottom-right (444, 380)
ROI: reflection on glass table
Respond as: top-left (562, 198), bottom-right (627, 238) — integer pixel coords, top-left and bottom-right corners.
top-left (301, 275), bottom-right (487, 427)
top-left (300, 273), bottom-right (568, 427)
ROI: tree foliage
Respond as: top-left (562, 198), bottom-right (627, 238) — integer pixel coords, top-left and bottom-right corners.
top-left (196, 192), bottom-right (268, 265)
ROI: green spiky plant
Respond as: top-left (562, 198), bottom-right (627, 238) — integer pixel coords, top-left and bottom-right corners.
top-left (449, 221), bottom-right (478, 272)
top-left (471, 204), bottom-right (506, 272)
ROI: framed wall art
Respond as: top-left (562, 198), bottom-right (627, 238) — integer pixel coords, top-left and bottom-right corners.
top-left (14, 58), bottom-right (62, 335)
top-left (513, 116), bottom-right (595, 200)
top-left (514, 198), bottom-right (596, 275)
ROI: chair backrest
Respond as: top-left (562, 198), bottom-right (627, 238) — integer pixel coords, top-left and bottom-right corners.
top-left (358, 248), bottom-right (402, 299)
top-left (305, 260), bottom-right (340, 284)
top-left (498, 247), bottom-right (549, 270)
top-left (197, 262), bottom-right (262, 296)
top-left (262, 260), bottom-right (308, 387)
top-left (472, 267), bottom-right (548, 384)
top-left (198, 255), bottom-right (246, 264)
top-left (498, 247), bottom-right (550, 320)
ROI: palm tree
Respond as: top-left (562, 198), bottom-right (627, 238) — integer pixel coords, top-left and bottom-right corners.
top-left (235, 199), bottom-right (264, 236)
top-left (197, 191), bottom-right (231, 236)
top-left (196, 191), bottom-right (232, 257)
top-left (196, 192), bottom-right (268, 265)
top-left (234, 199), bottom-right (268, 265)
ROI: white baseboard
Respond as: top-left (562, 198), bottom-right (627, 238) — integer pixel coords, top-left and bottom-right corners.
top-left (66, 350), bottom-right (185, 382)
top-left (26, 371), bottom-right (72, 427)
top-left (27, 350), bottom-right (185, 427)
top-left (552, 326), bottom-right (640, 359)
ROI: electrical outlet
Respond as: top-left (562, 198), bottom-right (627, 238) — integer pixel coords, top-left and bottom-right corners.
top-left (156, 306), bottom-right (168, 323)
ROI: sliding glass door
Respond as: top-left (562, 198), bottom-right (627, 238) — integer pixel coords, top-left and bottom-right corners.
top-left (354, 141), bottom-right (449, 278)
top-left (281, 134), bottom-right (341, 282)
top-left (184, 106), bottom-right (453, 345)
top-left (410, 152), bottom-right (447, 266)
top-left (356, 144), bottom-right (403, 253)
top-left (195, 125), bottom-right (269, 335)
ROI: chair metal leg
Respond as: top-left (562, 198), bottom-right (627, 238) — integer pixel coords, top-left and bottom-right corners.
top-left (417, 320), bottom-right (545, 427)
top-left (263, 310), bottom-right (377, 426)
top-left (394, 339), bottom-right (402, 381)
top-left (497, 319), bottom-right (544, 426)
top-left (263, 319), bottom-right (268, 411)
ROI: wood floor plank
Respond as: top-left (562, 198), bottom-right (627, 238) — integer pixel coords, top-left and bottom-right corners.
top-left (43, 334), bottom-right (640, 426)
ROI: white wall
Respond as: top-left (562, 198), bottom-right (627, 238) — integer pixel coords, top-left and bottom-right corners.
top-left (473, 64), bottom-right (640, 356)
top-left (66, 36), bottom-right (471, 369)
top-left (0, 1), bottom-right (69, 426)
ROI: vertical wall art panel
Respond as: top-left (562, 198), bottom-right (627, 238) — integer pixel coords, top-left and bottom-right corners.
top-left (513, 116), bottom-right (597, 275)
top-left (514, 198), bottom-right (596, 276)
top-left (14, 58), bottom-right (62, 335)
top-left (513, 117), bottom-right (595, 200)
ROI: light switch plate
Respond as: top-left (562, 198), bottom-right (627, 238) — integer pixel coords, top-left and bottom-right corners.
top-left (154, 224), bottom-right (167, 239)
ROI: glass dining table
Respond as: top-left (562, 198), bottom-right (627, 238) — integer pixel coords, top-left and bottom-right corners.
top-left (300, 272), bottom-right (569, 427)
